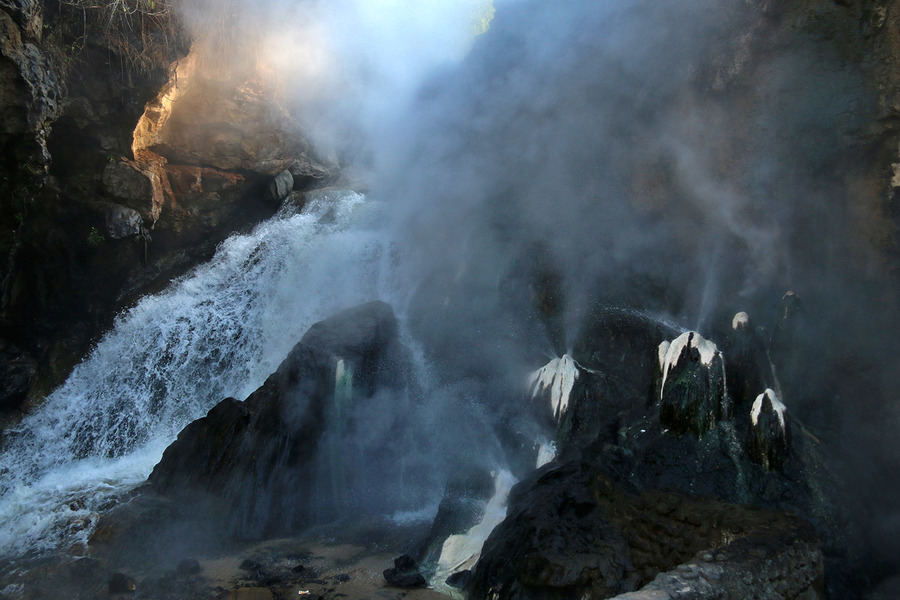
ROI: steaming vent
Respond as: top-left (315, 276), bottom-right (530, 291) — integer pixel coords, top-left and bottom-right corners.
top-left (732, 311), bottom-right (750, 330)
top-left (527, 355), bottom-right (579, 421)
top-left (657, 331), bottom-right (720, 398)
top-left (751, 388), bottom-right (786, 430)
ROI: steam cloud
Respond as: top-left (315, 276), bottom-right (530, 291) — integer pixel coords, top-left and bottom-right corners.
top-left (180, 0), bottom-right (898, 584)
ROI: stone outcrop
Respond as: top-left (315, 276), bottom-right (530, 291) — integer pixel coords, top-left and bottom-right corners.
top-left (724, 311), bottom-right (776, 409)
top-left (656, 331), bottom-right (729, 438)
top-left (147, 301), bottom-right (405, 539)
top-left (449, 294), bottom-right (855, 599)
top-left (133, 50), bottom-right (337, 181)
top-left (748, 388), bottom-right (790, 472)
top-left (468, 462), bottom-right (822, 600)
top-left (0, 4), bottom-right (61, 172)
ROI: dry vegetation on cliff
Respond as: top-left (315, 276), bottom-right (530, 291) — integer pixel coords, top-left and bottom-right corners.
top-left (42, 0), bottom-right (185, 75)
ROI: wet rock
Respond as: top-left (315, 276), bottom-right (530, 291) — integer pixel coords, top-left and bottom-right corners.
top-left (747, 389), bottom-right (790, 471)
top-left (108, 572), bottom-right (136, 593)
top-left (0, 338), bottom-right (36, 412)
top-left (383, 555), bottom-right (427, 588)
top-left (445, 569), bottom-right (471, 589)
top-left (656, 331), bottom-right (729, 437)
top-left (267, 169), bottom-right (294, 203)
top-left (408, 466), bottom-right (495, 570)
top-left (148, 301), bottom-right (405, 539)
top-left (176, 558), bottom-right (202, 577)
top-left (103, 202), bottom-right (144, 240)
top-left (468, 462), bottom-right (822, 600)
top-left (724, 312), bottom-right (776, 410)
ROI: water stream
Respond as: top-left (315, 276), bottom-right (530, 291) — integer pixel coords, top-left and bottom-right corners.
top-left (0, 191), bottom-right (395, 558)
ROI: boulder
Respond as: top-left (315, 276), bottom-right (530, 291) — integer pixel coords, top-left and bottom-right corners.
top-left (383, 555), bottom-right (427, 588)
top-left (747, 388), bottom-right (790, 472)
top-left (267, 169), bottom-right (294, 203)
top-left (527, 354), bottom-right (631, 455)
top-left (468, 462), bottom-right (822, 600)
top-left (0, 338), bottom-right (36, 412)
top-left (102, 161), bottom-right (154, 205)
top-left (656, 331), bottom-right (729, 437)
top-left (102, 202), bottom-right (144, 240)
top-left (148, 301), bottom-right (404, 539)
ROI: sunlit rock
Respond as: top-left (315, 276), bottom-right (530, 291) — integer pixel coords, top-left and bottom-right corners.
top-left (267, 169), bottom-right (295, 203)
top-left (657, 331), bottom-right (729, 437)
top-left (132, 49), bottom-right (336, 179)
top-left (748, 388), bottom-right (790, 471)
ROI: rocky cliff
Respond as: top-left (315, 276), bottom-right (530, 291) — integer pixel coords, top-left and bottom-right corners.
top-left (0, 0), bottom-right (338, 413)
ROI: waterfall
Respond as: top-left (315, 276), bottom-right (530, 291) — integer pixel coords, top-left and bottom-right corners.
top-left (0, 191), bottom-right (394, 559)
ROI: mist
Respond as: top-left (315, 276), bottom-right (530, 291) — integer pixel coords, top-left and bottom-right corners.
top-left (176, 0), bottom-right (899, 552)
top-left (3, 0), bottom-right (894, 593)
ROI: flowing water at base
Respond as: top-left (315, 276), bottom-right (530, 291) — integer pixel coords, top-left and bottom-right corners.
top-left (0, 191), bottom-right (396, 559)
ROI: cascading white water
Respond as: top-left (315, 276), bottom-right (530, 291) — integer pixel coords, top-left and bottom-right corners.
top-left (0, 190), bottom-right (395, 559)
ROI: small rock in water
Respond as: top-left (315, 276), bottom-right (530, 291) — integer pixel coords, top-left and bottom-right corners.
top-left (227, 587), bottom-right (274, 600)
top-left (286, 551), bottom-right (312, 562)
top-left (445, 569), bottom-right (472, 589)
top-left (333, 573), bottom-right (351, 582)
top-left (176, 558), bottom-right (202, 577)
top-left (383, 555), bottom-right (427, 588)
top-left (109, 572), bottom-right (136, 593)
top-left (239, 559), bottom-right (264, 572)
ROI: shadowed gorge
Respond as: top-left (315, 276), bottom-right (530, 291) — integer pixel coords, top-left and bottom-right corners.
top-left (1, 1), bottom-right (900, 599)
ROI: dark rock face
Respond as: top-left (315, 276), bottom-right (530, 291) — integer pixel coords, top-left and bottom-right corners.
top-left (724, 312), bottom-right (776, 409)
top-left (148, 301), bottom-right (404, 539)
top-left (747, 389), bottom-right (790, 472)
top-left (383, 555), bottom-right (427, 588)
top-left (0, 5), bottom-right (61, 171)
top-left (656, 331), bottom-right (729, 438)
top-left (405, 466), bottom-right (495, 573)
top-left (469, 461), bottom-right (822, 600)
top-left (0, 338), bottom-right (36, 412)
top-left (462, 299), bottom-right (855, 600)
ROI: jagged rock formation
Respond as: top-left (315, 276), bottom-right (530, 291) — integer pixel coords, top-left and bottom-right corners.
top-left (748, 388), bottom-right (790, 472)
top-left (468, 462), bottom-right (823, 600)
top-left (146, 301), bottom-right (404, 538)
top-left (724, 311), bottom-right (776, 408)
top-left (0, 3), bottom-right (343, 411)
top-left (656, 331), bottom-right (729, 437)
top-left (456, 299), bottom-right (854, 599)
